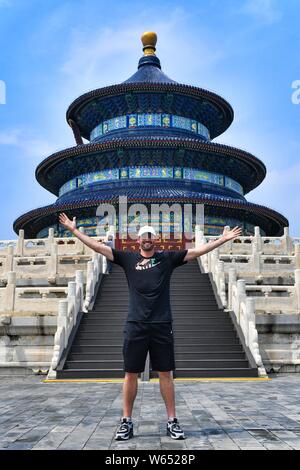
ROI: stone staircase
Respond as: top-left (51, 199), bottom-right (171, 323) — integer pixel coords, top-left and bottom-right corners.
top-left (56, 259), bottom-right (259, 379)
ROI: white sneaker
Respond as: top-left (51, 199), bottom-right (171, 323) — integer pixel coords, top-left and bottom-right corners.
top-left (166, 418), bottom-right (185, 439)
top-left (114, 418), bottom-right (134, 440)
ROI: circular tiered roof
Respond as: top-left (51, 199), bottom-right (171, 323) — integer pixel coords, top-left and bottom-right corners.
top-left (13, 189), bottom-right (288, 238)
top-left (35, 137), bottom-right (266, 196)
top-left (66, 83), bottom-right (234, 142)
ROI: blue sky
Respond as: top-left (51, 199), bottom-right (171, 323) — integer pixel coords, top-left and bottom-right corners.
top-left (0, 0), bottom-right (299, 239)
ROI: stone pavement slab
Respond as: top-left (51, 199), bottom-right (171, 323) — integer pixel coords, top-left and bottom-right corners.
top-left (0, 374), bottom-right (300, 450)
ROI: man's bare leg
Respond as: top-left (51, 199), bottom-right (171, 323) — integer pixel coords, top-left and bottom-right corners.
top-left (123, 372), bottom-right (138, 418)
top-left (158, 371), bottom-right (176, 419)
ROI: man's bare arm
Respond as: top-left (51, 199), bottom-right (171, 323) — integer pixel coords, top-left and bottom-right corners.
top-left (58, 213), bottom-right (114, 261)
top-left (183, 226), bottom-right (243, 262)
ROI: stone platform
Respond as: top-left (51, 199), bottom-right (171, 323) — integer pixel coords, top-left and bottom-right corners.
top-left (0, 375), bottom-right (300, 450)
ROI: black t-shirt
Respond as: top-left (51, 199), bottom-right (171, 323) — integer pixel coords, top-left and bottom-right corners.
top-left (111, 248), bottom-right (188, 323)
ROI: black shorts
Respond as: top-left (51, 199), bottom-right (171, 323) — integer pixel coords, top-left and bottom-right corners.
top-left (123, 321), bottom-right (175, 373)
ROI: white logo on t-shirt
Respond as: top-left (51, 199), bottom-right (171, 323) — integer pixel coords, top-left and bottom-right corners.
top-left (135, 258), bottom-right (162, 271)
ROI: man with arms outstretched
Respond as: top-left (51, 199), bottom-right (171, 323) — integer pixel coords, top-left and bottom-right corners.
top-left (59, 212), bottom-right (242, 440)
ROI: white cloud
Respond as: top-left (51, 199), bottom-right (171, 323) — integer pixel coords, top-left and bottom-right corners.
top-left (239, 0), bottom-right (282, 25)
top-left (0, 128), bottom-right (57, 159)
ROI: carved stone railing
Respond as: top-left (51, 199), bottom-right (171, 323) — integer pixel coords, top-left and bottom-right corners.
top-left (211, 260), bottom-right (267, 376)
top-left (0, 272), bottom-right (68, 313)
top-left (218, 248), bottom-right (300, 275)
top-left (243, 275), bottom-right (300, 314)
top-left (195, 225), bottom-right (266, 376)
top-left (0, 252), bottom-right (94, 283)
top-left (0, 231), bottom-right (110, 283)
top-left (230, 280), bottom-right (267, 376)
top-left (46, 252), bottom-right (105, 379)
top-left (47, 270), bottom-right (84, 379)
top-left (83, 252), bottom-right (104, 312)
top-left (195, 224), bottom-right (300, 376)
top-left (202, 226), bottom-right (297, 256)
top-left (0, 228), bottom-right (108, 259)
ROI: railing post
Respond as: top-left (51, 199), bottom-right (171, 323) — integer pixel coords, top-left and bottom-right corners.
top-left (195, 226), bottom-right (208, 271)
top-left (246, 296), bottom-right (264, 371)
top-left (75, 270), bottom-right (84, 311)
top-left (217, 260), bottom-right (226, 306)
top-left (254, 226), bottom-right (262, 252)
top-left (84, 261), bottom-right (93, 311)
top-left (57, 299), bottom-right (68, 350)
top-left (283, 226), bottom-right (293, 255)
top-left (16, 229), bottom-right (24, 256)
top-left (210, 247), bottom-right (219, 274)
top-left (78, 226), bottom-right (85, 254)
top-left (228, 267), bottom-right (237, 310)
top-left (295, 269), bottom-right (300, 311)
top-left (5, 245), bottom-right (14, 274)
top-left (236, 279), bottom-right (246, 323)
top-left (252, 241), bottom-right (261, 273)
top-left (4, 271), bottom-right (16, 312)
top-left (48, 242), bottom-right (58, 283)
top-left (295, 244), bottom-right (300, 269)
top-left (48, 227), bottom-right (54, 254)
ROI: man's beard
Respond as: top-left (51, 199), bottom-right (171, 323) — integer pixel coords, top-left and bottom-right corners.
top-left (141, 240), bottom-right (154, 251)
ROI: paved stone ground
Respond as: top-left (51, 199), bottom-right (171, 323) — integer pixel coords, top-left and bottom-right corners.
top-left (1, 374), bottom-right (300, 450)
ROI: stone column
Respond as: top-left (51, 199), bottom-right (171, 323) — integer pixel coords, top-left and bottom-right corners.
top-left (4, 271), bottom-right (16, 312)
top-left (245, 296), bottom-right (256, 347)
top-left (84, 261), bottom-right (93, 309)
top-left (254, 226), bottom-right (262, 252)
top-left (210, 247), bottom-right (219, 273)
top-left (236, 279), bottom-right (246, 323)
top-left (16, 230), bottom-right (24, 256)
top-left (228, 266), bottom-right (237, 310)
top-left (283, 226), bottom-right (293, 255)
top-left (217, 260), bottom-right (226, 307)
top-left (295, 269), bottom-right (300, 311)
top-left (295, 245), bottom-right (300, 269)
top-left (47, 227), bottom-right (54, 256)
top-left (78, 226), bottom-right (86, 254)
top-left (5, 245), bottom-right (14, 274)
top-left (48, 242), bottom-right (58, 283)
top-left (252, 241), bottom-right (261, 273)
top-left (67, 281), bottom-right (76, 332)
top-left (57, 299), bottom-right (68, 350)
top-left (75, 270), bottom-right (84, 311)
top-left (195, 224), bottom-right (207, 271)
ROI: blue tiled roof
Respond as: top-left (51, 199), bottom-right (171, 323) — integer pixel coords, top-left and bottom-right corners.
top-left (54, 185), bottom-right (245, 207)
top-left (123, 55), bottom-right (177, 84)
top-left (57, 179), bottom-right (246, 205)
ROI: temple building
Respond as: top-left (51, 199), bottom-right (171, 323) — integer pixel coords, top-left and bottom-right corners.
top-left (13, 32), bottom-right (288, 250)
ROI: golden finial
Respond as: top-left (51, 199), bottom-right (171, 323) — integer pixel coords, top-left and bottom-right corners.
top-left (141, 31), bottom-right (157, 56)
